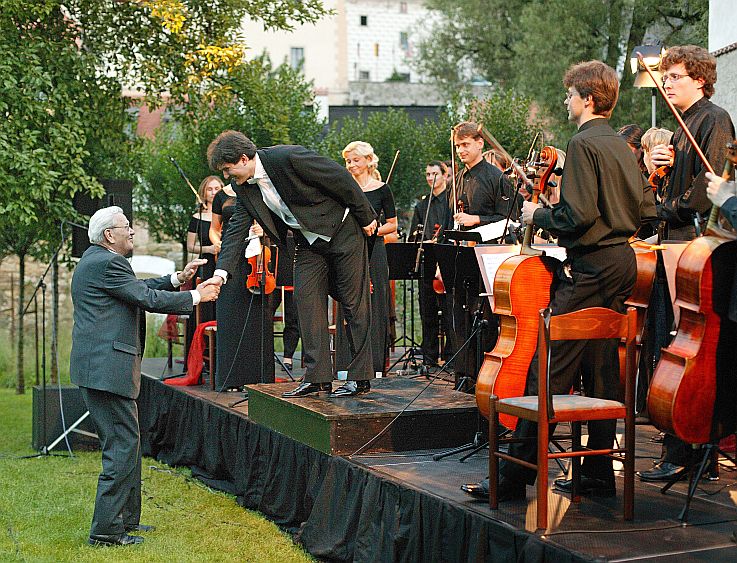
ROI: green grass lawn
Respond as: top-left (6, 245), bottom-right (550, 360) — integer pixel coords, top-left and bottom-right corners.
top-left (0, 388), bottom-right (313, 562)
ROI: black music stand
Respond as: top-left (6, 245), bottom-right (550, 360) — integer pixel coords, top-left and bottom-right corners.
top-left (434, 244), bottom-right (482, 391)
top-left (386, 242), bottom-right (424, 374)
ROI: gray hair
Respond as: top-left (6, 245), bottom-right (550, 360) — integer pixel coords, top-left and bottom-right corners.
top-left (88, 206), bottom-right (125, 244)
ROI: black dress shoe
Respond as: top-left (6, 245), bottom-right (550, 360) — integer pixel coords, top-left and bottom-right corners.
top-left (124, 524), bottom-right (155, 533)
top-left (329, 380), bottom-right (370, 397)
top-left (553, 477), bottom-right (616, 497)
top-left (282, 381), bottom-right (331, 398)
top-left (89, 533), bottom-right (144, 546)
top-left (638, 461), bottom-right (686, 482)
top-left (461, 477), bottom-right (526, 501)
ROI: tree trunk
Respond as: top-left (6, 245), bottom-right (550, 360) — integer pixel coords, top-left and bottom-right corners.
top-left (16, 254), bottom-right (25, 394)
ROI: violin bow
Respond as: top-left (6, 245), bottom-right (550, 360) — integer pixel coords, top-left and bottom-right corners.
top-left (169, 157), bottom-right (205, 207)
top-left (477, 124), bottom-right (552, 207)
top-left (450, 127), bottom-right (459, 228)
top-left (385, 149), bottom-right (400, 184)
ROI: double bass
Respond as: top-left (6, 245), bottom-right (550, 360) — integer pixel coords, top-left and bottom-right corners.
top-left (475, 146), bottom-right (560, 428)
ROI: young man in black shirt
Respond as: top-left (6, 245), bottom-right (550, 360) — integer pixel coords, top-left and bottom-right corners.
top-left (462, 60), bottom-right (655, 500)
top-left (638, 45), bottom-right (735, 483)
top-left (410, 161), bottom-right (454, 366)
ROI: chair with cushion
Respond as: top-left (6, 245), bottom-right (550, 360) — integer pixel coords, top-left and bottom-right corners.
top-left (489, 306), bottom-right (637, 530)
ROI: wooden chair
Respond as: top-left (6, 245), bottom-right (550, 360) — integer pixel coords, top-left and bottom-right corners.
top-left (489, 306), bottom-right (637, 531)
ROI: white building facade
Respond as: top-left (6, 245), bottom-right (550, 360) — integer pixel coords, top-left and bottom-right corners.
top-left (240, 0), bottom-right (435, 108)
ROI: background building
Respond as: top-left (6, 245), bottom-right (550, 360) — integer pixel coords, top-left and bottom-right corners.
top-left (709, 0), bottom-right (737, 126)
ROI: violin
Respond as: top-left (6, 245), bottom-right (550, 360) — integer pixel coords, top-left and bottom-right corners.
top-left (647, 165), bottom-right (670, 195)
top-left (246, 234), bottom-right (278, 295)
top-left (430, 224), bottom-right (446, 294)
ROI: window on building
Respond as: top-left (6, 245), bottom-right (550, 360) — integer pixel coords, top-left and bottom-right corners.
top-left (359, 70), bottom-right (370, 81)
top-left (360, 15), bottom-right (368, 26)
top-left (290, 47), bottom-right (304, 70)
top-left (400, 2), bottom-right (408, 13)
top-left (399, 31), bottom-right (409, 51)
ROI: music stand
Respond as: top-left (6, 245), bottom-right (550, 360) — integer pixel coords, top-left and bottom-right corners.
top-left (386, 242), bottom-right (424, 373)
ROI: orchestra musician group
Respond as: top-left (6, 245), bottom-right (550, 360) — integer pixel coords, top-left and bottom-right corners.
top-left (189, 44), bottom-right (735, 502)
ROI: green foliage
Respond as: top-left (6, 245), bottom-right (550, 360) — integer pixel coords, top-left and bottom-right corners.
top-left (319, 109), bottom-right (448, 211)
top-left (416, 0), bottom-right (709, 144)
top-left (136, 55), bottom-right (323, 264)
top-left (0, 388), bottom-right (314, 562)
top-left (318, 91), bottom-right (541, 212)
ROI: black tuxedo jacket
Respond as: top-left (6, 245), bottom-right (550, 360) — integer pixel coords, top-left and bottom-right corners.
top-left (217, 145), bottom-right (376, 276)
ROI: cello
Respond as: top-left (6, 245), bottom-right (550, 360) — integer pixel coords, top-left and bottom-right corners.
top-left (475, 145), bottom-right (560, 428)
top-left (632, 51), bottom-right (737, 444)
top-left (647, 141), bottom-right (737, 443)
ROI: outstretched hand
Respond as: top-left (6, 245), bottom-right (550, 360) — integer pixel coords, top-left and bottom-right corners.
top-left (178, 258), bottom-right (208, 283)
top-left (197, 279), bottom-right (221, 302)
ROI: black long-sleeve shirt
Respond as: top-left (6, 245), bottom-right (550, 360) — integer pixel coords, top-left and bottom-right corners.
top-left (410, 188), bottom-right (452, 241)
top-left (534, 118), bottom-right (656, 250)
top-left (452, 159), bottom-right (518, 227)
top-left (660, 97), bottom-right (735, 233)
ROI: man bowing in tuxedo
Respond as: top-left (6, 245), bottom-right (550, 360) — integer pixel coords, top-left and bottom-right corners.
top-left (71, 206), bottom-right (220, 546)
top-left (206, 130), bottom-right (377, 397)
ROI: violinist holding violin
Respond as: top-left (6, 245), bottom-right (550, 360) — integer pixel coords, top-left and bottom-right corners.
top-left (638, 45), bottom-right (735, 483)
top-left (409, 160), bottom-right (454, 366)
top-left (206, 131), bottom-right (377, 399)
top-left (463, 60), bottom-right (656, 501)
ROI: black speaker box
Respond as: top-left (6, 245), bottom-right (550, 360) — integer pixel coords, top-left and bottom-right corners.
top-left (32, 385), bottom-right (99, 451)
top-left (72, 179), bottom-right (134, 258)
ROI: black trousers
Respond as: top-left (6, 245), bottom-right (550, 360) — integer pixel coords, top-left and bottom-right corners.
top-left (80, 386), bottom-right (142, 536)
top-left (500, 244), bottom-right (637, 485)
top-left (293, 215), bottom-right (372, 382)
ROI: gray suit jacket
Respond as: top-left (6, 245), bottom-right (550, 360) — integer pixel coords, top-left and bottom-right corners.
top-left (70, 245), bottom-right (194, 399)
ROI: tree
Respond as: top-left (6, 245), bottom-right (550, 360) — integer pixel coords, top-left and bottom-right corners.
top-left (65, 0), bottom-right (330, 106)
top-left (0, 2), bottom-right (131, 393)
top-left (136, 55), bottom-right (324, 266)
top-left (415, 0), bottom-right (709, 143)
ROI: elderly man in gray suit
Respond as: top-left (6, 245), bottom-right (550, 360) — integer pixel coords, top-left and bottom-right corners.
top-left (71, 206), bottom-right (220, 547)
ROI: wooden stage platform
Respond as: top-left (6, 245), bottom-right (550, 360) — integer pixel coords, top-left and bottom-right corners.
top-left (141, 356), bottom-right (737, 562)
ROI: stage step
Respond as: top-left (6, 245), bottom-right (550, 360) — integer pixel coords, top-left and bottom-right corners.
top-left (247, 377), bottom-right (481, 455)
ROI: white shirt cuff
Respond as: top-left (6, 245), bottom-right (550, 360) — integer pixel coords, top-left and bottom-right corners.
top-left (214, 269), bottom-right (229, 284)
top-left (171, 272), bottom-right (182, 287)
top-left (190, 290), bottom-right (201, 306)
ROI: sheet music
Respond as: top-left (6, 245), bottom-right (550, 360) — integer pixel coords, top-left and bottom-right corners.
top-left (470, 220), bottom-right (517, 242)
top-left (481, 252), bottom-right (518, 294)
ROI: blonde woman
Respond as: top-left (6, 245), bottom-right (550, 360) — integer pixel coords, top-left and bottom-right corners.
top-left (337, 141), bottom-right (397, 375)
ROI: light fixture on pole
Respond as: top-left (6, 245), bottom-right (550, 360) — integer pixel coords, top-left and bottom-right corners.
top-left (630, 43), bottom-right (666, 128)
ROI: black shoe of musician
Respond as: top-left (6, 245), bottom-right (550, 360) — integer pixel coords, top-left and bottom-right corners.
top-left (553, 477), bottom-right (616, 497)
top-left (329, 380), bottom-right (370, 397)
top-left (89, 533), bottom-right (144, 547)
top-left (461, 477), bottom-right (526, 502)
top-left (282, 382), bottom-right (331, 398)
top-left (637, 462), bottom-right (686, 482)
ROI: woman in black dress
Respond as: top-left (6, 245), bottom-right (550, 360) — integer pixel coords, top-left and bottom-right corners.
top-left (336, 141), bottom-right (397, 376)
top-left (185, 176), bottom-right (222, 345)
top-left (210, 182), bottom-right (275, 389)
